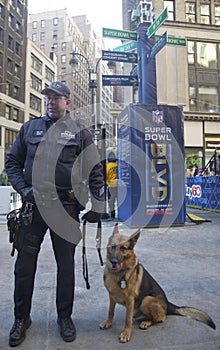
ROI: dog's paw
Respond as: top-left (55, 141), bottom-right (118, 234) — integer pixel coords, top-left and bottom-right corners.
top-left (139, 320), bottom-right (153, 329)
top-left (119, 329), bottom-right (131, 343)
top-left (99, 320), bottom-right (112, 329)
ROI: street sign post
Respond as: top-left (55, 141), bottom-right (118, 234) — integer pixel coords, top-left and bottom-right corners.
top-left (155, 35), bottom-right (187, 47)
top-left (113, 41), bottom-right (137, 53)
top-left (147, 7), bottom-right (168, 38)
top-left (102, 28), bottom-right (137, 40)
top-left (102, 75), bottom-right (138, 86)
top-left (102, 50), bottom-right (138, 63)
top-left (148, 31), bottom-right (167, 60)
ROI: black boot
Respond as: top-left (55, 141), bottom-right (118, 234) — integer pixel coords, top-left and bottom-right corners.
top-left (57, 317), bottom-right (76, 342)
top-left (9, 317), bottom-right (31, 347)
top-left (110, 210), bottom-right (115, 219)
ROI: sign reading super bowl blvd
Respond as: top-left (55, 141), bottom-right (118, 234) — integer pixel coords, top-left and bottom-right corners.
top-left (113, 41), bottom-right (137, 53)
top-left (102, 50), bottom-right (138, 63)
top-left (155, 35), bottom-right (187, 47)
top-left (102, 27), bottom-right (137, 41)
top-left (102, 75), bottom-right (138, 87)
top-left (147, 7), bottom-right (168, 38)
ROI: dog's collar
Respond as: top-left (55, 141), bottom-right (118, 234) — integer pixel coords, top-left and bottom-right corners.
top-left (119, 260), bottom-right (139, 289)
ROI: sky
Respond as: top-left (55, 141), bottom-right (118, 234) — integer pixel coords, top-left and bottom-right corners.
top-left (28, 0), bottom-right (123, 49)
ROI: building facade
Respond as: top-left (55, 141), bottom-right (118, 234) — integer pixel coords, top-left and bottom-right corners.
top-left (28, 10), bottom-right (115, 148)
top-left (122, 0), bottom-right (220, 170)
top-left (25, 38), bottom-right (56, 122)
top-left (0, 0), bottom-right (28, 170)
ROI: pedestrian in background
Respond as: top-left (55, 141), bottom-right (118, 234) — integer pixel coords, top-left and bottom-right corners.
top-left (5, 81), bottom-right (104, 347)
top-left (0, 167), bottom-right (10, 185)
top-left (106, 151), bottom-right (118, 219)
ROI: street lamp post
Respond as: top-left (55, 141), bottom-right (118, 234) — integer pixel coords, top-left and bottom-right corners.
top-left (69, 52), bottom-right (109, 218)
top-left (69, 52), bottom-right (101, 131)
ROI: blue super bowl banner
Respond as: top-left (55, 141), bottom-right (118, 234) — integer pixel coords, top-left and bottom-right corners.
top-left (117, 104), bottom-right (185, 227)
top-left (186, 176), bottom-right (220, 211)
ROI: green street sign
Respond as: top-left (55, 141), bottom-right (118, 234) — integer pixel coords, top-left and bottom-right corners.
top-left (155, 35), bottom-right (187, 47)
top-left (113, 41), bottom-right (137, 53)
top-left (147, 7), bottom-right (168, 38)
top-left (102, 28), bottom-right (137, 41)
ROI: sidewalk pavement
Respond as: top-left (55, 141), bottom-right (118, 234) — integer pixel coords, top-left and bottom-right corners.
top-left (0, 208), bottom-right (219, 350)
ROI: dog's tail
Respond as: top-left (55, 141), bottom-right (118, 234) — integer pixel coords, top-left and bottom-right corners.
top-left (167, 302), bottom-right (216, 330)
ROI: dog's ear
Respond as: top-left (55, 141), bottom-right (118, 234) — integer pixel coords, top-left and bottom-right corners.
top-left (113, 223), bottom-right (119, 236)
top-left (129, 229), bottom-right (141, 248)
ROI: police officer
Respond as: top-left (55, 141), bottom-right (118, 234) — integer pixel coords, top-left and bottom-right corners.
top-left (5, 81), bottom-right (105, 347)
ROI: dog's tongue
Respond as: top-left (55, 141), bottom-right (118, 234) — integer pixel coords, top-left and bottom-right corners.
top-left (112, 263), bottom-right (122, 271)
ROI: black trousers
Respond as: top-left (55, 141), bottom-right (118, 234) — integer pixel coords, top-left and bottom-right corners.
top-left (13, 203), bottom-right (79, 319)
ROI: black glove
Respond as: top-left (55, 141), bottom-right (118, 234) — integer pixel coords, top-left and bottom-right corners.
top-left (20, 187), bottom-right (35, 203)
top-left (82, 210), bottom-right (101, 223)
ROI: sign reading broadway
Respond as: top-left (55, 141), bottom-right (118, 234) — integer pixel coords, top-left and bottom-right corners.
top-left (147, 7), bottom-right (168, 38)
top-left (102, 50), bottom-right (138, 63)
top-left (102, 27), bottom-right (137, 41)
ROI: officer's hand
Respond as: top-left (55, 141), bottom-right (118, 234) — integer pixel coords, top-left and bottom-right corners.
top-left (20, 187), bottom-right (35, 203)
top-left (82, 210), bottom-right (101, 223)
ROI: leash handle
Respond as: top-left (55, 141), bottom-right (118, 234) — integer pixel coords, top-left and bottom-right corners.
top-left (82, 220), bottom-right (90, 289)
top-left (96, 220), bottom-right (103, 266)
top-left (82, 219), bottom-right (103, 289)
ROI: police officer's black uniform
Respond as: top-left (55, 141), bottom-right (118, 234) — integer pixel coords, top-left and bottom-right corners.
top-left (5, 107), bottom-right (105, 345)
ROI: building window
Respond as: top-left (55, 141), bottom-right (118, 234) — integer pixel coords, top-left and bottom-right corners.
top-left (9, 0), bottom-right (16, 8)
top-left (16, 21), bottom-right (22, 35)
top-left (31, 73), bottom-right (42, 92)
top-left (30, 94), bottom-right (42, 112)
top-left (31, 54), bottom-right (42, 74)
top-left (61, 67), bottom-right (66, 76)
top-left (200, 3), bottom-right (210, 24)
top-left (197, 42), bottom-right (217, 69)
top-left (40, 44), bottom-right (45, 51)
top-left (45, 66), bottom-right (55, 81)
top-left (17, 1), bottom-right (23, 16)
top-left (0, 27), bottom-right (4, 42)
top-left (5, 105), bottom-right (11, 119)
top-left (41, 19), bottom-right (46, 28)
top-left (5, 129), bottom-right (18, 151)
top-left (13, 86), bottom-right (19, 99)
top-left (188, 41), bottom-right (195, 64)
top-left (53, 17), bottom-right (59, 25)
top-left (15, 42), bottom-right (21, 56)
top-left (8, 36), bottom-right (13, 50)
top-left (7, 58), bottom-right (13, 74)
top-left (5, 83), bottom-right (10, 95)
top-left (215, 5), bottom-right (220, 25)
top-left (185, 1), bottom-right (196, 23)
top-left (9, 14), bottom-right (14, 28)
top-left (61, 42), bottom-right (66, 51)
top-left (61, 54), bottom-right (66, 63)
top-left (40, 32), bottom-right (45, 40)
top-left (53, 30), bottom-right (58, 38)
top-left (14, 64), bottom-right (20, 77)
top-left (0, 4), bottom-right (5, 19)
top-left (198, 86), bottom-right (218, 112)
top-left (13, 108), bottom-right (19, 121)
top-left (32, 33), bottom-right (37, 42)
top-left (32, 21), bottom-right (37, 29)
top-left (164, 1), bottom-right (175, 20)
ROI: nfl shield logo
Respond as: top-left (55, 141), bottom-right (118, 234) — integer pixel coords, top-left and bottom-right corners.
top-left (152, 110), bottom-right (163, 123)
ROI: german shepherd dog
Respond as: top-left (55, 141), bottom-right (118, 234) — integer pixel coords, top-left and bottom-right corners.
top-left (99, 224), bottom-right (216, 343)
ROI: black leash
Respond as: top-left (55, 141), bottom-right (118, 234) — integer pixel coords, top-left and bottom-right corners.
top-left (82, 219), bottom-right (103, 289)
